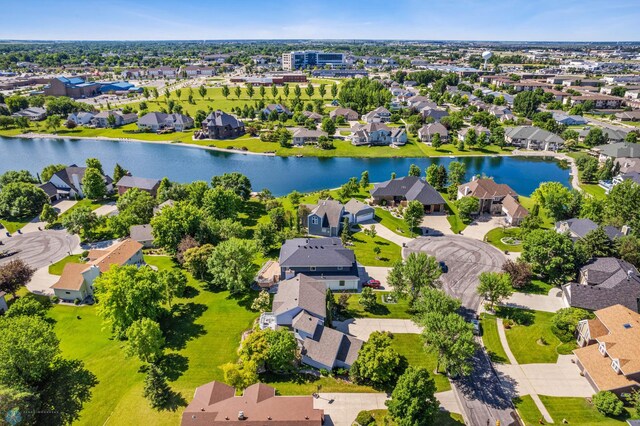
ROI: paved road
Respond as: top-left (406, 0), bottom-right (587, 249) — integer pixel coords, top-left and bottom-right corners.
top-left (404, 235), bottom-right (506, 311)
top-left (405, 236), bottom-right (518, 426)
top-left (0, 230), bottom-right (79, 269)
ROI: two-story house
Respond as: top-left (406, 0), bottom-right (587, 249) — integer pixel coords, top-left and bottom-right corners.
top-left (351, 123), bottom-right (407, 146)
top-left (574, 304), bottom-right (640, 395)
top-left (504, 126), bottom-right (565, 151)
top-left (46, 164), bottom-right (113, 199)
top-left (306, 199), bottom-right (345, 237)
top-left (362, 106), bottom-right (391, 123)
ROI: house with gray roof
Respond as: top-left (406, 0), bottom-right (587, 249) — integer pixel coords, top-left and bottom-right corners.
top-left (116, 175), bottom-right (160, 197)
top-left (580, 127), bottom-right (629, 144)
top-left (504, 126), bottom-right (565, 151)
top-left (592, 142), bottom-right (640, 161)
top-left (370, 176), bottom-right (445, 213)
top-left (138, 112), bottom-right (194, 132)
top-left (299, 321), bottom-right (363, 371)
top-left (91, 110), bottom-right (138, 128)
top-left (292, 128), bottom-right (328, 146)
top-left (278, 238), bottom-right (359, 291)
top-left (420, 106), bottom-right (449, 122)
top-left (130, 224), bottom-right (154, 248)
top-left (11, 107), bottom-right (46, 121)
top-left (350, 122), bottom-right (407, 146)
top-left (67, 111), bottom-right (95, 126)
top-left (272, 275), bottom-right (326, 325)
top-left (200, 110), bottom-right (244, 139)
top-left (262, 104), bottom-right (291, 117)
top-left (47, 164), bottom-right (113, 199)
top-left (418, 122), bottom-right (449, 143)
top-left (363, 106), bottom-right (391, 123)
top-left (344, 199), bottom-right (375, 224)
top-left (562, 258), bottom-right (640, 312)
top-left (555, 218), bottom-right (623, 242)
top-left (302, 110), bottom-right (323, 122)
top-left (552, 112), bottom-right (588, 126)
top-left (307, 199), bottom-right (345, 237)
top-left (329, 107), bottom-right (359, 121)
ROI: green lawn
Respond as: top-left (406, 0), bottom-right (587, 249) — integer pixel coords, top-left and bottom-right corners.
top-left (374, 208), bottom-right (411, 236)
top-left (0, 217), bottom-right (32, 233)
top-left (442, 195), bottom-right (467, 234)
top-left (518, 279), bottom-right (556, 295)
top-left (480, 314), bottom-right (510, 364)
top-left (390, 334), bottom-right (451, 392)
top-left (519, 196), bottom-right (554, 229)
top-left (515, 395), bottom-right (636, 426)
top-left (499, 308), bottom-right (565, 364)
top-left (47, 255), bottom-right (259, 426)
top-left (363, 409), bottom-right (464, 426)
top-left (338, 292), bottom-right (412, 320)
top-left (48, 254), bottom-right (84, 275)
top-left (350, 229), bottom-right (401, 266)
top-left (485, 227), bottom-right (523, 252)
top-left (566, 152), bottom-right (608, 200)
top-left (259, 373), bottom-right (376, 395)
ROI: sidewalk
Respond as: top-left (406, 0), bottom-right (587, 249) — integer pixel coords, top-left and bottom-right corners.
top-left (360, 220), bottom-right (412, 247)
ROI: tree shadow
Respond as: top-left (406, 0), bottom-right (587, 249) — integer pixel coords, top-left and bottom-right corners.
top-left (157, 353), bottom-right (190, 381)
top-left (161, 302), bottom-right (207, 350)
top-left (495, 306), bottom-right (534, 326)
top-left (182, 284), bottom-right (200, 299)
top-left (227, 290), bottom-right (259, 310)
top-left (239, 199), bottom-right (266, 230)
top-left (159, 389), bottom-right (188, 412)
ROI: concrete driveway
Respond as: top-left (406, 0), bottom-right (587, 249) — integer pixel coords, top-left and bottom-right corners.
top-left (0, 230), bottom-right (80, 269)
top-left (494, 355), bottom-right (593, 398)
top-left (334, 318), bottom-right (421, 340)
top-left (420, 213), bottom-right (454, 236)
top-left (460, 215), bottom-right (508, 241)
top-left (501, 288), bottom-right (566, 313)
top-left (93, 202), bottom-right (118, 217)
top-left (27, 267), bottom-right (58, 296)
top-left (404, 235), bottom-right (506, 311)
top-left (361, 266), bottom-right (392, 290)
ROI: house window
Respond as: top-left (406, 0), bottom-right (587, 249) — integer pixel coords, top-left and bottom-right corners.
top-left (339, 280), bottom-right (345, 287)
top-left (310, 267), bottom-right (316, 272)
top-left (65, 291), bottom-right (71, 295)
top-left (598, 342), bottom-right (606, 356)
top-left (311, 217), bottom-right (319, 225)
top-left (611, 359), bottom-right (620, 373)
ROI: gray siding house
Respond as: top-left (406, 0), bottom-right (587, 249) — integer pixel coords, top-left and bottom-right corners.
top-left (307, 199), bottom-right (345, 237)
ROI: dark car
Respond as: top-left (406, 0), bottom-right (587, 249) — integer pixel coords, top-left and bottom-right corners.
top-left (363, 279), bottom-right (381, 289)
top-left (439, 261), bottom-right (448, 273)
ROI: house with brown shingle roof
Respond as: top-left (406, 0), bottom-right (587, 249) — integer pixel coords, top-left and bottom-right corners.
top-left (181, 381), bottom-right (323, 425)
top-left (501, 194), bottom-right (529, 226)
top-left (51, 239), bottom-right (144, 303)
top-left (457, 177), bottom-right (523, 218)
top-left (574, 305), bottom-right (640, 395)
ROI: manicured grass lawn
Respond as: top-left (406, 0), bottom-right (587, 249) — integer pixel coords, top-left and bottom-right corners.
top-left (47, 255), bottom-right (259, 426)
top-left (485, 227), bottom-right (523, 252)
top-left (480, 314), bottom-right (510, 364)
top-left (442, 195), bottom-right (467, 234)
top-left (259, 373), bottom-right (376, 395)
top-left (48, 254), bottom-right (84, 275)
top-left (0, 217), bottom-right (31, 233)
top-left (339, 292), bottom-right (412, 320)
top-left (518, 279), bottom-right (555, 295)
top-left (390, 334), bottom-right (451, 392)
top-left (519, 196), bottom-right (554, 229)
top-left (350, 229), bottom-right (401, 266)
top-left (364, 408), bottom-right (464, 425)
top-left (515, 395), bottom-right (635, 426)
top-left (499, 308), bottom-right (564, 364)
top-left (374, 208), bottom-right (411, 236)
top-left (566, 152), bottom-right (608, 200)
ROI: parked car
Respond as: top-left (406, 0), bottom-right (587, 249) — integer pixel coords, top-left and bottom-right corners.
top-left (363, 279), bottom-right (381, 289)
top-left (470, 319), bottom-right (481, 335)
top-left (439, 261), bottom-right (448, 273)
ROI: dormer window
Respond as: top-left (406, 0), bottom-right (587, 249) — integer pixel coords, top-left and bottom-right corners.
top-left (611, 359), bottom-right (620, 373)
top-left (311, 217), bottom-right (319, 225)
top-left (598, 342), bottom-right (607, 356)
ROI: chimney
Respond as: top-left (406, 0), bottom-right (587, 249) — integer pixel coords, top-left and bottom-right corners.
top-left (621, 225), bottom-right (631, 236)
top-left (238, 411), bottom-right (246, 420)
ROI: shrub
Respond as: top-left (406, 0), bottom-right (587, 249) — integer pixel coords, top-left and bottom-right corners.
top-left (593, 391), bottom-right (623, 416)
top-left (73, 298), bottom-right (81, 305)
top-left (51, 296), bottom-right (59, 304)
top-left (81, 250), bottom-right (89, 258)
top-left (354, 411), bottom-right (375, 426)
top-left (319, 368), bottom-right (330, 377)
top-left (551, 307), bottom-right (593, 343)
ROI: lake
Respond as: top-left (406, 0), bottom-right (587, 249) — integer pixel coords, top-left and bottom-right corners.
top-left (0, 136), bottom-right (570, 196)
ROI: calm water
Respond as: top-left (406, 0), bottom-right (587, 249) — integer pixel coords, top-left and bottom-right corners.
top-left (0, 136), bottom-right (570, 196)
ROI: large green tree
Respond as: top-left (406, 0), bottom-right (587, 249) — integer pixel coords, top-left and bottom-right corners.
top-left (388, 253), bottom-right (441, 305)
top-left (606, 180), bottom-right (640, 231)
top-left (477, 272), bottom-right (513, 310)
top-left (350, 332), bottom-right (406, 389)
top-left (150, 202), bottom-right (204, 252)
top-left (421, 312), bottom-right (477, 376)
top-left (202, 187), bottom-right (242, 220)
top-left (522, 229), bottom-right (579, 284)
top-left (61, 205), bottom-right (97, 237)
top-left (513, 90), bottom-right (541, 118)
top-left (386, 367), bottom-right (439, 426)
top-left (207, 238), bottom-right (257, 293)
top-left (532, 182), bottom-right (582, 221)
top-left (0, 182), bottom-right (48, 218)
top-left (125, 318), bottom-right (165, 363)
top-left (81, 167), bottom-right (106, 200)
top-left (211, 172), bottom-right (252, 201)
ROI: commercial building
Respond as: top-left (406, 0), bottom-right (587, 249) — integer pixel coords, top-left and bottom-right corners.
top-left (282, 51), bottom-right (345, 70)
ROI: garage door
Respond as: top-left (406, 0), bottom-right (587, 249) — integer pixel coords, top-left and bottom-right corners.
top-left (356, 212), bottom-right (374, 223)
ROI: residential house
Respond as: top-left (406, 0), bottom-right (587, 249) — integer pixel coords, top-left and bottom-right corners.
top-left (489, 106), bottom-right (515, 122)
top-left (350, 123), bottom-right (407, 146)
top-left (591, 142), bottom-right (639, 162)
top-left (363, 106), bottom-right (391, 123)
top-left (582, 127), bottom-right (630, 144)
top-left (0, 291), bottom-right (7, 314)
top-left (420, 106), bottom-right (449, 122)
top-left (552, 112), bottom-right (588, 126)
top-left (406, 95), bottom-right (436, 110)
top-left (181, 381), bottom-right (323, 426)
top-left (138, 112), bottom-right (194, 132)
top-left (46, 164), bottom-right (113, 200)
top-left (458, 126), bottom-right (490, 141)
top-left (574, 305), bottom-right (640, 395)
top-left (555, 218), bottom-right (623, 242)
top-left (91, 110), bottom-right (138, 128)
top-left (302, 110), bottom-right (323, 123)
top-left (121, 69), bottom-right (143, 79)
top-left (11, 107), bottom-right (46, 121)
top-left (67, 111), bottom-right (95, 125)
top-left (370, 176), bottom-right (445, 213)
top-left (272, 274), bottom-right (326, 326)
top-left (344, 199), bottom-right (375, 224)
top-left (456, 178), bottom-right (529, 225)
top-left (51, 239), bottom-right (144, 302)
top-left (329, 107), bottom-right (359, 121)
top-left (564, 94), bottom-right (624, 109)
top-left (616, 111), bottom-right (640, 122)
top-left (563, 258), bottom-right (640, 313)
top-left (278, 237), bottom-right (360, 291)
top-left (147, 67), bottom-right (178, 78)
top-left (306, 199), bottom-right (344, 237)
top-left (262, 104), bottom-right (291, 117)
top-left (130, 224), bottom-right (154, 248)
top-left (116, 175), bottom-right (160, 197)
top-left (292, 128), bottom-right (328, 146)
top-left (181, 66), bottom-right (216, 77)
top-left (504, 126), bottom-right (565, 151)
top-left (199, 110), bottom-right (245, 139)
top-left (418, 122), bottom-right (449, 144)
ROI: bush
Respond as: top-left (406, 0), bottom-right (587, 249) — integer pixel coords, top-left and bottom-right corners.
top-left (354, 411), bottom-right (375, 426)
top-left (51, 296), bottom-right (59, 304)
top-left (593, 391), bottom-right (623, 416)
top-left (551, 307), bottom-right (593, 343)
top-left (319, 368), bottom-right (330, 377)
top-left (73, 298), bottom-right (81, 305)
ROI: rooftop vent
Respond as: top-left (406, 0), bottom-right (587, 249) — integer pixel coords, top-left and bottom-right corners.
top-left (623, 323), bottom-right (632, 329)
top-left (238, 411), bottom-right (246, 420)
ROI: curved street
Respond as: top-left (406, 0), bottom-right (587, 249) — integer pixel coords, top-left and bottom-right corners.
top-left (0, 230), bottom-right (80, 269)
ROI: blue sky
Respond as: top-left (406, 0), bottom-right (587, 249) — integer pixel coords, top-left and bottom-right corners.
top-left (0, 0), bottom-right (638, 41)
